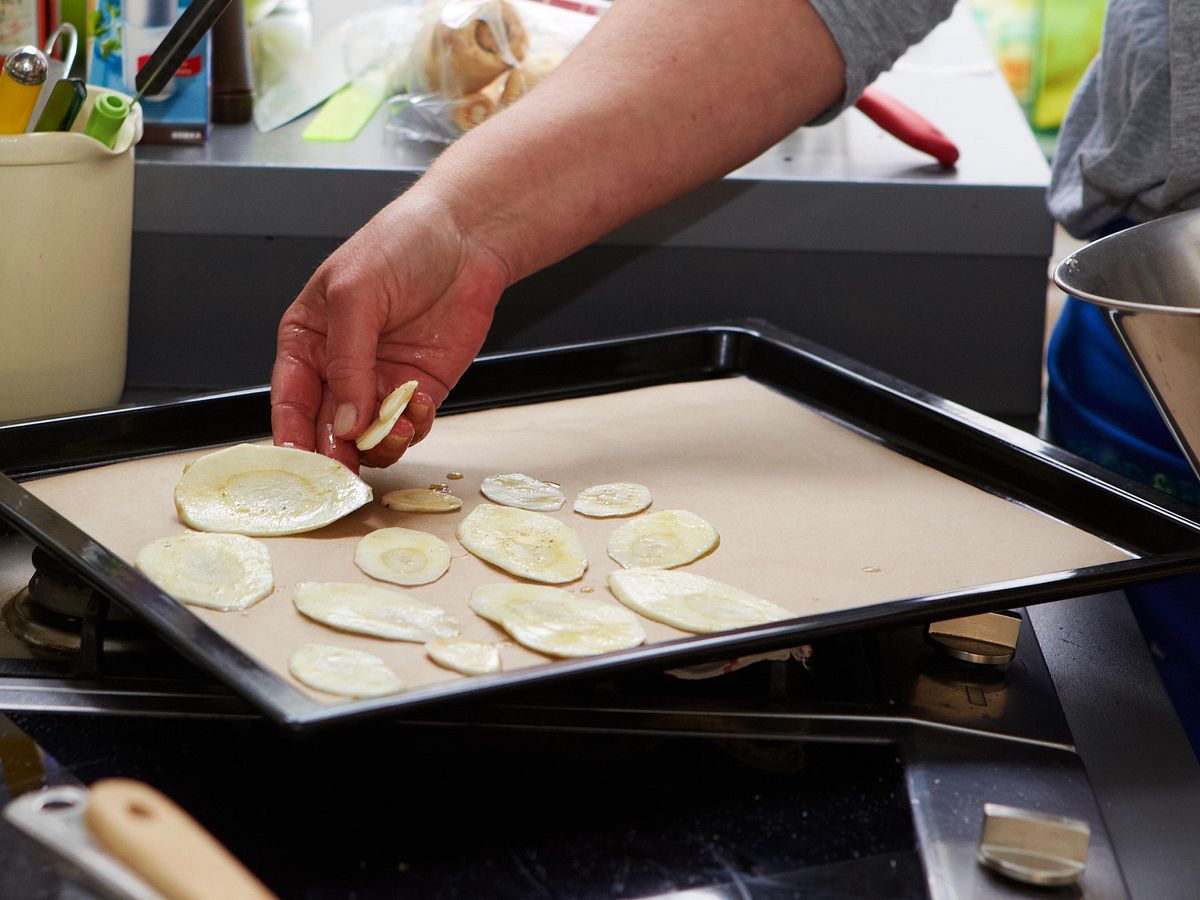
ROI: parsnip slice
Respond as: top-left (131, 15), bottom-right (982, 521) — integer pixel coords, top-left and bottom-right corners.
top-left (381, 488), bottom-right (463, 513)
top-left (456, 504), bottom-right (587, 583)
top-left (469, 583), bottom-right (645, 657)
top-left (135, 532), bottom-right (273, 611)
top-left (294, 582), bottom-right (460, 642)
top-left (607, 509), bottom-right (719, 569)
top-left (425, 636), bottom-right (502, 675)
top-left (355, 527), bottom-right (451, 586)
top-left (574, 482), bottom-right (652, 517)
top-left (609, 568), bottom-right (793, 633)
top-left (480, 473), bottom-right (565, 511)
top-left (356, 380), bottom-right (419, 451)
top-left (174, 444), bottom-right (371, 537)
top-left (289, 643), bottom-right (403, 698)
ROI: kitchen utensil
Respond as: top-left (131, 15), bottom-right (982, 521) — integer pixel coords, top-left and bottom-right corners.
top-left (3, 324), bottom-right (1199, 732)
top-left (1053, 208), bottom-right (1200, 484)
top-left (855, 85), bottom-right (960, 167)
top-left (5, 779), bottom-right (276, 899)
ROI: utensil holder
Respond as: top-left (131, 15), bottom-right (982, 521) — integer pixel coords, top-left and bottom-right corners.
top-left (0, 87), bottom-right (142, 422)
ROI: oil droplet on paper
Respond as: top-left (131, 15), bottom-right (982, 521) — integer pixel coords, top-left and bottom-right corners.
top-left (862, 566), bottom-right (882, 574)
top-left (428, 483), bottom-right (449, 492)
top-left (447, 472), bottom-right (464, 480)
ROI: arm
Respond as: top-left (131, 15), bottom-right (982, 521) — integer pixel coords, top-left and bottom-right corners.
top-left (272, 0), bottom-right (847, 470)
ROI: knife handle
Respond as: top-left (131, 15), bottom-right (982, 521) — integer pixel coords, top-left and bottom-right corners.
top-left (85, 778), bottom-right (276, 900)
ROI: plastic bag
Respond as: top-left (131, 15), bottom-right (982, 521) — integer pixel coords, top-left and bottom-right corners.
top-left (387, 0), bottom-right (602, 144)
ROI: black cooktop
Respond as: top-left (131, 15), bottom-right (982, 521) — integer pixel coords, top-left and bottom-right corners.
top-left (2, 710), bottom-right (924, 899)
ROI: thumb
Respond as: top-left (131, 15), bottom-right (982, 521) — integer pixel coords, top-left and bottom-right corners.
top-left (324, 289), bottom-right (383, 441)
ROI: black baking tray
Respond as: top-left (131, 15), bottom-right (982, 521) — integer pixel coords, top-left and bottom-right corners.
top-left (3, 321), bottom-right (1200, 732)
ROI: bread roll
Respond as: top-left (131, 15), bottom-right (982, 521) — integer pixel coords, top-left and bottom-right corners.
top-left (424, 0), bottom-right (529, 98)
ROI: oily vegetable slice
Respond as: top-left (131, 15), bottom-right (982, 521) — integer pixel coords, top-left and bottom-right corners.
top-left (289, 643), bottom-right (403, 698)
top-left (355, 527), bottom-right (451, 586)
top-left (425, 636), bottom-right (502, 675)
top-left (607, 509), bottom-right (719, 569)
top-left (381, 488), bottom-right (463, 513)
top-left (356, 380), bottom-right (419, 451)
top-left (456, 504), bottom-right (587, 583)
top-left (135, 532), bottom-right (273, 612)
top-left (480, 473), bottom-right (565, 511)
top-left (174, 443), bottom-right (372, 537)
top-left (294, 582), bottom-right (460, 642)
top-left (469, 583), bottom-right (645, 658)
top-left (573, 482), bottom-right (653, 517)
top-left (608, 568), bottom-right (794, 633)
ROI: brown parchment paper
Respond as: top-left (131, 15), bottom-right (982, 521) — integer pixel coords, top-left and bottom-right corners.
top-left (23, 377), bottom-right (1129, 704)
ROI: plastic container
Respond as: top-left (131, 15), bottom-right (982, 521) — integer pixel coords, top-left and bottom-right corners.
top-left (0, 87), bottom-right (142, 422)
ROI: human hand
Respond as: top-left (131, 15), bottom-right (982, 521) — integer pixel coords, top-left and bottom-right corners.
top-left (270, 194), bottom-right (509, 471)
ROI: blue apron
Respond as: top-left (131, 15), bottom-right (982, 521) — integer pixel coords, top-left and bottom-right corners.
top-left (1046, 277), bottom-right (1200, 755)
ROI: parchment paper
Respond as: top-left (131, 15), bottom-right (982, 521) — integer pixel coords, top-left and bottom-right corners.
top-left (23, 378), bottom-right (1130, 704)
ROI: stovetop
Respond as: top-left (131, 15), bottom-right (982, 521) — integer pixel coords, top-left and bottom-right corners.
top-left (0, 519), bottom-right (1140, 898)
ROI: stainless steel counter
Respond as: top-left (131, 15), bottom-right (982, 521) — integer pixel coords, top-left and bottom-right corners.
top-left (126, 2), bottom-right (1053, 420)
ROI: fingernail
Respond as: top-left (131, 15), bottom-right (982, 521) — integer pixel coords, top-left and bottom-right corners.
top-left (333, 403), bottom-right (357, 438)
top-left (408, 401), bottom-right (431, 421)
top-left (383, 434), bottom-right (409, 454)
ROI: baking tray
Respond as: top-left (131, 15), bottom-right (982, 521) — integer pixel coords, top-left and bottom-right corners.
top-left (3, 321), bottom-right (1200, 732)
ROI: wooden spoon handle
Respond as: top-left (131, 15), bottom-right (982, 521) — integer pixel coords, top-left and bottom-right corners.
top-left (84, 778), bottom-right (277, 900)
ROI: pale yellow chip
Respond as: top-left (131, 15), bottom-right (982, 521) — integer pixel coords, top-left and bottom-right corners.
top-left (135, 532), bottom-right (273, 611)
top-left (469, 583), bottom-right (645, 657)
top-left (294, 581), bottom-right (460, 642)
top-left (456, 504), bottom-right (587, 583)
top-left (289, 643), bottom-right (403, 698)
top-left (356, 380), bottom-right (418, 451)
top-left (574, 482), bottom-right (652, 517)
top-left (425, 636), bottom-right (502, 675)
top-left (381, 488), bottom-right (463, 513)
top-left (355, 527), bottom-right (451, 586)
top-left (480, 473), bottom-right (565, 511)
top-left (607, 509), bottom-right (719, 569)
top-left (608, 568), bottom-right (793, 633)
top-left (174, 443), bottom-right (372, 537)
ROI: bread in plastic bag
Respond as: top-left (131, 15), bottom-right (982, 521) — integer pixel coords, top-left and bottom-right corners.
top-left (388, 0), bottom-right (601, 143)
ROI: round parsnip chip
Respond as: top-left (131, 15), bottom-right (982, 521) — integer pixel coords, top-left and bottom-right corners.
top-left (425, 636), bottom-right (502, 675)
top-left (356, 380), bottom-right (419, 451)
top-left (480, 473), bottom-right (565, 511)
top-left (294, 582), bottom-right (460, 642)
top-left (382, 488), bottom-right (463, 513)
top-left (607, 509), bottom-right (719, 569)
top-left (289, 644), bottom-right (403, 698)
top-left (174, 444), bottom-right (371, 537)
top-left (456, 504), bottom-right (587, 583)
top-left (136, 532), bottom-right (273, 611)
top-left (608, 568), bottom-right (793, 633)
top-left (469, 583), bottom-right (645, 657)
top-left (355, 527), bottom-right (451, 586)
top-left (574, 482), bottom-right (652, 517)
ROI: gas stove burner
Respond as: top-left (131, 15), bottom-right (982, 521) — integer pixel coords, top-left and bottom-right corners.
top-left (26, 548), bottom-right (133, 621)
top-left (1, 548), bottom-right (151, 656)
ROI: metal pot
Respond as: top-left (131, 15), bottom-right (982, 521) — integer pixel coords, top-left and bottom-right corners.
top-left (1053, 208), bottom-right (1200, 481)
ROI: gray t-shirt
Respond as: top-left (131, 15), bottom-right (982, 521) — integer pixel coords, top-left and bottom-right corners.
top-left (811, 0), bottom-right (1192, 239)
top-left (1048, 0), bottom-right (1200, 238)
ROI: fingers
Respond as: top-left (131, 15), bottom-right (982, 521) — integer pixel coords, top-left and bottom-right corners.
top-left (317, 391), bottom-right (362, 473)
top-left (324, 285), bottom-right (385, 443)
top-left (270, 329), bottom-right (323, 452)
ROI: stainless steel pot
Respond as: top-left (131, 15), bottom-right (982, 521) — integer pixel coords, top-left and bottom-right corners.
top-left (1053, 208), bottom-right (1200, 482)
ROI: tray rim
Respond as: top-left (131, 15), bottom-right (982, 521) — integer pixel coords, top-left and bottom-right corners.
top-left (3, 321), bottom-right (1200, 732)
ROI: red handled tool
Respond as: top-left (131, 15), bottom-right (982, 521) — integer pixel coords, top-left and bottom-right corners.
top-left (855, 85), bottom-right (960, 168)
